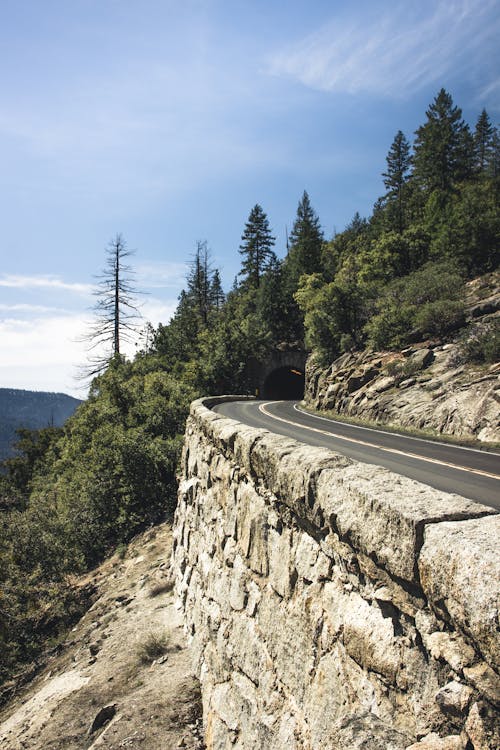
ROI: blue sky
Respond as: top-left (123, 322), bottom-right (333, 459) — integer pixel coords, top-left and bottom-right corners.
top-left (1, 0), bottom-right (499, 396)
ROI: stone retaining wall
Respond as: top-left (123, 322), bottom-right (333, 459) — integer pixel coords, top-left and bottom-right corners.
top-left (172, 397), bottom-right (500, 749)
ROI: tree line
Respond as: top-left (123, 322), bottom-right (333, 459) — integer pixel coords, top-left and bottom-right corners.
top-left (0, 88), bottom-right (498, 688)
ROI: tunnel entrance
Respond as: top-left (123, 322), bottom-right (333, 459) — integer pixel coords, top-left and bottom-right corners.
top-left (262, 366), bottom-right (305, 400)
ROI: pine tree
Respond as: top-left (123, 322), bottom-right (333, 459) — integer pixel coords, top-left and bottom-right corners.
top-left (473, 110), bottom-right (495, 174)
top-left (210, 269), bottom-right (225, 313)
top-left (489, 127), bottom-right (500, 179)
top-left (413, 89), bottom-right (473, 193)
top-left (283, 191), bottom-right (323, 291)
top-left (187, 240), bottom-right (212, 325)
top-left (238, 204), bottom-right (276, 288)
top-left (82, 234), bottom-right (141, 377)
top-left (382, 131), bottom-right (412, 233)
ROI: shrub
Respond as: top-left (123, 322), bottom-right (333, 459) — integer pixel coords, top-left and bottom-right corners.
top-left (414, 299), bottom-right (465, 337)
top-left (458, 321), bottom-right (500, 364)
top-left (136, 630), bottom-right (169, 663)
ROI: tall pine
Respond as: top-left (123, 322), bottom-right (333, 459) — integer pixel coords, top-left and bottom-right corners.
top-left (283, 191), bottom-right (323, 291)
top-left (238, 204), bottom-right (276, 289)
top-left (382, 131), bottom-right (412, 234)
top-left (473, 109), bottom-right (495, 175)
top-left (413, 89), bottom-right (473, 194)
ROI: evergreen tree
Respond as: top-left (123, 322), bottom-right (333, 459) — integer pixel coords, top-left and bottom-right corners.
top-left (413, 89), bottom-right (473, 193)
top-left (187, 240), bottom-right (212, 325)
top-left (382, 131), bottom-right (412, 233)
top-left (255, 258), bottom-right (291, 344)
top-left (238, 204), bottom-right (276, 288)
top-left (473, 109), bottom-right (495, 174)
top-left (81, 234), bottom-right (141, 378)
top-left (284, 191), bottom-right (324, 290)
top-left (489, 127), bottom-right (500, 179)
top-left (210, 269), bottom-right (225, 313)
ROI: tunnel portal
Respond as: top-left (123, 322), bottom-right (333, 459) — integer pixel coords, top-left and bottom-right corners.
top-left (262, 366), bottom-right (305, 400)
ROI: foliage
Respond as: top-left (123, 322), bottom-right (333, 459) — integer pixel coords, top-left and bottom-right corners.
top-left (382, 130), bottom-right (412, 234)
top-left (239, 204), bottom-right (276, 289)
top-left (0, 359), bottom-right (195, 683)
top-left (413, 88), bottom-right (473, 194)
top-left (283, 191), bottom-right (324, 290)
top-left (2, 86), bottom-right (499, 689)
top-left (457, 320), bottom-right (500, 365)
top-left (365, 261), bottom-right (465, 349)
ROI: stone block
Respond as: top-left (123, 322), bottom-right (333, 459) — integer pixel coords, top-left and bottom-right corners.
top-left (342, 592), bottom-right (401, 683)
top-left (419, 515), bottom-right (500, 670)
top-left (317, 463), bottom-right (494, 583)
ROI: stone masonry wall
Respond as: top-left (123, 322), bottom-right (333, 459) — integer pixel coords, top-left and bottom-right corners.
top-left (172, 397), bottom-right (500, 750)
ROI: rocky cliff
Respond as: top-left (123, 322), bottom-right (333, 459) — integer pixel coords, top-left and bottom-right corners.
top-left (172, 397), bottom-right (500, 750)
top-left (305, 274), bottom-right (500, 444)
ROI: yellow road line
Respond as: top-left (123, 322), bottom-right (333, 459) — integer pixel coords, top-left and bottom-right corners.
top-left (259, 402), bottom-right (500, 482)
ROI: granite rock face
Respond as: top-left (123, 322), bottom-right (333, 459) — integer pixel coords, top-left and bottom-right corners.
top-left (172, 397), bottom-right (499, 749)
top-left (305, 274), bottom-right (500, 443)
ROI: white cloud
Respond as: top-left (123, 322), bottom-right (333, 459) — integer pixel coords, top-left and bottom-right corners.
top-left (136, 261), bottom-right (188, 290)
top-left (0, 292), bottom-right (178, 397)
top-left (267, 1), bottom-right (500, 99)
top-left (0, 274), bottom-right (92, 295)
top-left (0, 303), bottom-right (69, 314)
top-left (0, 313), bottom-right (90, 397)
top-left (141, 297), bottom-right (178, 327)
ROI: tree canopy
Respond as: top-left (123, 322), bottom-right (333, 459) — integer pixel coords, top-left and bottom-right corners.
top-left (1, 86), bottom-right (499, 688)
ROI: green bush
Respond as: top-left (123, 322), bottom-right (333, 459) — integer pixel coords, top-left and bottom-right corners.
top-left (414, 299), bottom-right (465, 337)
top-left (365, 260), bottom-right (465, 350)
top-left (459, 321), bottom-right (500, 364)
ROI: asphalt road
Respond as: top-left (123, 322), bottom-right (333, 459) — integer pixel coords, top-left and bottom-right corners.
top-left (212, 399), bottom-right (500, 510)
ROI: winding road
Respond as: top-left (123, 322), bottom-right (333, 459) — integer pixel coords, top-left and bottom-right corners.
top-left (212, 399), bottom-right (500, 510)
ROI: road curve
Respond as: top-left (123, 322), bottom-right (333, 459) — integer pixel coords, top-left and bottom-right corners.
top-left (212, 399), bottom-right (500, 510)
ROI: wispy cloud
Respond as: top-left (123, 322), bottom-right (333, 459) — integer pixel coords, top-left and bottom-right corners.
top-left (267, 1), bottom-right (500, 99)
top-left (141, 297), bottom-right (178, 326)
top-left (0, 312), bottom-right (90, 397)
top-left (136, 261), bottom-right (188, 290)
top-left (0, 303), bottom-right (70, 314)
top-left (0, 293), bottom-right (178, 397)
top-left (0, 274), bottom-right (92, 295)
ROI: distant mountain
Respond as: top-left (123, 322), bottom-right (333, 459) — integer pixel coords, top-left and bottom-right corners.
top-left (0, 388), bottom-right (82, 462)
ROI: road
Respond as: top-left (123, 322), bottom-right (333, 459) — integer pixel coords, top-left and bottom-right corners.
top-left (212, 399), bottom-right (500, 510)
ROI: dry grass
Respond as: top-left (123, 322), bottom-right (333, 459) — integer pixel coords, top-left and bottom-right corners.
top-left (136, 631), bottom-right (169, 664)
top-left (148, 578), bottom-right (174, 598)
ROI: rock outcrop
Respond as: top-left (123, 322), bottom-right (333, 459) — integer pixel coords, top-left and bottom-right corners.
top-left (305, 274), bottom-right (500, 443)
top-left (172, 397), bottom-right (500, 750)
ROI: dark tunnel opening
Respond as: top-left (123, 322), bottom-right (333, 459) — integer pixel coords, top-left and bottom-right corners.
top-left (262, 366), bottom-right (305, 400)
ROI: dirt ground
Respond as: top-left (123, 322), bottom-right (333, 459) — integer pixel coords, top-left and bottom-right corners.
top-left (0, 524), bottom-right (205, 750)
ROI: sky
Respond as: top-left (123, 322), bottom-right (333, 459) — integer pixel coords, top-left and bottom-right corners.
top-left (1, 0), bottom-right (499, 398)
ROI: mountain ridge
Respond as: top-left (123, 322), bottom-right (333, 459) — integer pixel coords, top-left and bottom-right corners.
top-left (0, 388), bottom-right (82, 461)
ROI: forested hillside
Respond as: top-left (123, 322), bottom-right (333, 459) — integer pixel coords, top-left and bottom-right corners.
top-left (1, 88), bottom-right (498, 689)
top-left (0, 389), bottom-right (81, 462)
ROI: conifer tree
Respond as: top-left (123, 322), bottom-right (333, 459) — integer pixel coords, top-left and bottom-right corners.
top-left (187, 240), bottom-right (212, 325)
top-left (82, 234), bottom-right (141, 377)
top-left (382, 130), bottom-right (412, 233)
top-left (283, 191), bottom-right (323, 291)
top-left (210, 269), bottom-right (225, 313)
top-left (238, 204), bottom-right (276, 288)
top-left (413, 89), bottom-right (473, 193)
top-left (489, 127), bottom-right (500, 179)
top-left (473, 109), bottom-right (495, 174)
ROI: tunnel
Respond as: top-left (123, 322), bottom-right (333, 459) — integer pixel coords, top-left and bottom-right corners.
top-left (262, 366), bottom-right (305, 400)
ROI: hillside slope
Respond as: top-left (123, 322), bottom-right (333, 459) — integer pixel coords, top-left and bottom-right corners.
top-left (0, 523), bottom-right (204, 750)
